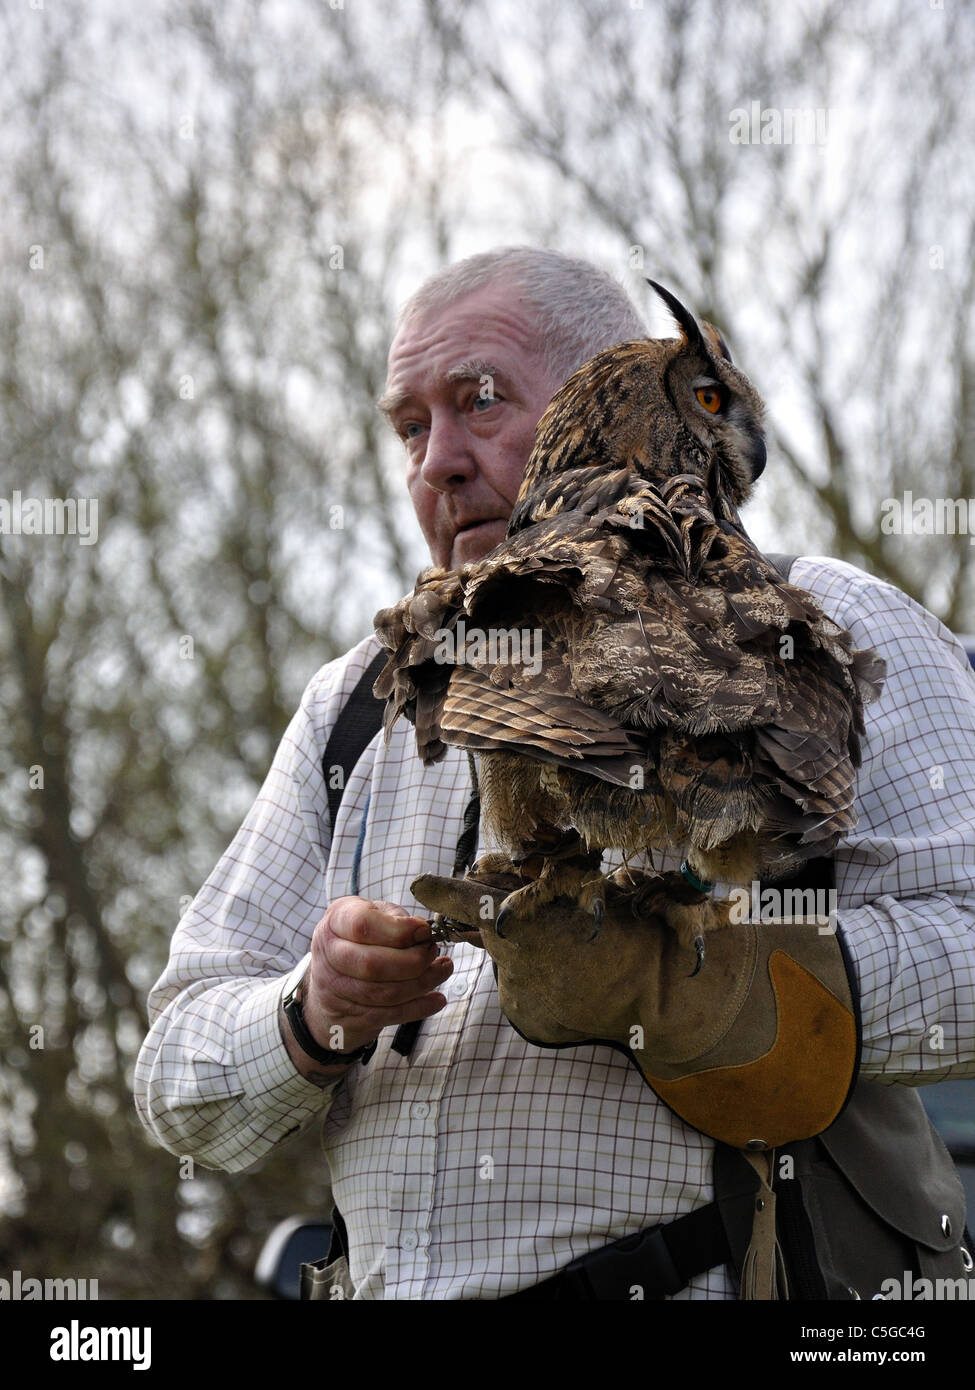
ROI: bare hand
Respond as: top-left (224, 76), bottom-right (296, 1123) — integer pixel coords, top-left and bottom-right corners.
top-left (283, 897), bottom-right (453, 1082)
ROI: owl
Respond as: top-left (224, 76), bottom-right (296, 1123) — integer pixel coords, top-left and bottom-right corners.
top-left (374, 283), bottom-right (885, 971)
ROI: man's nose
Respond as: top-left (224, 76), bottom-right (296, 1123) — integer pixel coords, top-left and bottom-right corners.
top-left (420, 413), bottom-right (477, 494)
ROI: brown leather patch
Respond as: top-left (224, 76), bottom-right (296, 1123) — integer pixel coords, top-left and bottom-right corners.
top-left (641, 950), bottom-right (857, 1148)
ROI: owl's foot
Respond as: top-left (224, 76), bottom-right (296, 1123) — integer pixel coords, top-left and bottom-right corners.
top-left (493, 850), bottom-right (605, 940)
top-left (622, 869), bottom-right (732, 976)
top-left (470, 852), bottom-right (523, 877)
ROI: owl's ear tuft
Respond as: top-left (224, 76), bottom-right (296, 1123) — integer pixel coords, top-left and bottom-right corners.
top-left (646, 281), bottom-right (736, 368)
top-left (702, 321), bottom-right (733, 364)
top-left (645, 280), bottom-right (707, 353)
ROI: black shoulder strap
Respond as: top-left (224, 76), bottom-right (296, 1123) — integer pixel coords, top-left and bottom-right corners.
top-left (764, 552), bottom-right (799, 580)
top-left (321, 649), bottom-right (387, 829)
top-left (319, 647), bottom-right (386, 1274)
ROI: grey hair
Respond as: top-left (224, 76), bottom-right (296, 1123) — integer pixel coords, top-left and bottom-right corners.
top-left (396, 246), bottom-right (649, 386)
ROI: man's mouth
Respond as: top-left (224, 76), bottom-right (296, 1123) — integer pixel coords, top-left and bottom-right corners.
top-left (454, 518), bottom-right (502, 538)
top-left (449, 517), bottom-right (507, 565)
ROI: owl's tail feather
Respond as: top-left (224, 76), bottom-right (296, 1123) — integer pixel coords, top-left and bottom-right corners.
top-left (658, 731), bottom-right (764, 850)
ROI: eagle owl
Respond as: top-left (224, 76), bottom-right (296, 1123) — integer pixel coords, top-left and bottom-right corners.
top-left (374, 283), bottom-right (885, 969)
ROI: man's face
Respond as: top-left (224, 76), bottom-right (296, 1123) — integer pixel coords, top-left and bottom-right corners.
top-left (380, 282), bottom-right (563, 570)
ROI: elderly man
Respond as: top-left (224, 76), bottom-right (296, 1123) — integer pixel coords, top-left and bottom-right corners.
top-left (135, 247), bottom-right (975, 1300)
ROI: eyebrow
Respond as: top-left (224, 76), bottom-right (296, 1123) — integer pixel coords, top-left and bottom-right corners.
top-left (445, 358), bottom-right (504, 386)
top-left (376, 359), bottom-right (507, 423)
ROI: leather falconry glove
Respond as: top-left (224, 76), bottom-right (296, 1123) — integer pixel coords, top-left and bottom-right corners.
top-left (412, 867), bottom-right (859, 1153)
top-left (413, 866), bottom-right (860, 1301)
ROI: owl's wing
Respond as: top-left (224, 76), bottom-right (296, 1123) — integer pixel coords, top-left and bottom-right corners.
top-left (624, 511), bottom-right (885, 855)
top-left (373, 567), bottom-right (464, 762)
top-left (440, 664), bottom-right (645, 784)
top-left (373, 559), bottom-right (645, 780)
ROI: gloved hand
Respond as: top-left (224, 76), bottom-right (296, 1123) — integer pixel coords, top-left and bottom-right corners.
top-left (411, 867), bottom-right (858, 1151)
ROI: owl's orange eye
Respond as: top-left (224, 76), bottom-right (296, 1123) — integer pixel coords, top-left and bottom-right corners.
top-left (695, 385), bottom-right (725, 414)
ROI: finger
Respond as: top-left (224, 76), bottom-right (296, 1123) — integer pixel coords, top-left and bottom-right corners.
top-left (319, 957), bottom-right (454, 1009)
top-left (324, 935), bottom-right (446, 985)
top-left (327, 897), bottom-right (434, 948)
top-left (362, 992), bottom-right (452, 1029)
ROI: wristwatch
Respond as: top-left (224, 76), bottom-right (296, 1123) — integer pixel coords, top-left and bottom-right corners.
top-left (282, 975), bottom-right (378, 1066)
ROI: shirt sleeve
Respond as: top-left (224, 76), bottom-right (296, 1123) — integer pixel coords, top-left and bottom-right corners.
top-left (795, 558), bottom-right (975, 1084)
top-left (133, 645), bottom-right (369, 1173)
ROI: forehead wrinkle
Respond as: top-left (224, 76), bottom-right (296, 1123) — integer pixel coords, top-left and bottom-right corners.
top-left (378, 291), bottom-right (546, 421)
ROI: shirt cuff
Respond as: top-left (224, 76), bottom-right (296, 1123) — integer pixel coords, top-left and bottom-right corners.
top-left (234, 953), bottom-right (343, 1114)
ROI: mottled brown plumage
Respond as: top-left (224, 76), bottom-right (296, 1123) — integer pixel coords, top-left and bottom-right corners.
top-left (374, 283), bottom-right (885, 962)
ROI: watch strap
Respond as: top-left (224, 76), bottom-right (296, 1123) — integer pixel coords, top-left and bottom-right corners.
top-left (283, 980), bottom-right (378, 1066)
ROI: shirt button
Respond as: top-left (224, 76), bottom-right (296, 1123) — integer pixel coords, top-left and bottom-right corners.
top-left (448, 980), bottom-right (470, 1000)
top-left (411, 1101), bottom-right (430, 1119)
top-left (401, 1231), bottom-right (418, 1250)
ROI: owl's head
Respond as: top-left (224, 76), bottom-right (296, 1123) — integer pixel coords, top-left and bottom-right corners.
top-left (645, 280), bottom-right (767, 510)
top-left (513, 282), bottom-right (769, 534)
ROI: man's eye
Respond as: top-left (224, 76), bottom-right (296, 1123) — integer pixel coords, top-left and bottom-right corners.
top-left (402, 422), bottom-right (425, 439)
top-left (473, 395), bottom-right (499, 411)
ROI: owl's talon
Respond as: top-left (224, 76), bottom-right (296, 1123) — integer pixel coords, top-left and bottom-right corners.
top-left (586, 897), bottom-right (604, 942)
top-left (689, 934), bottom-right (706, 977)
top-left (495, 906), bottom-right (511, 939)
